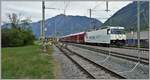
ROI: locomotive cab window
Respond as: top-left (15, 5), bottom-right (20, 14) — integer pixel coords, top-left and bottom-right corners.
top-left (111, 29), bottom-right (125, 34)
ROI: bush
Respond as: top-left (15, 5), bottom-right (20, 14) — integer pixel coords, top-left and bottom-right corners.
top-left (2, 29), bottom-right (11, 47)
top-left (2, 28), bottom-right (35, 47)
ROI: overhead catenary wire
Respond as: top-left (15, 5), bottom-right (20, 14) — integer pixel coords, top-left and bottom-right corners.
top-left (45, 1), bottom-right (86, 36)
top-left (44, 1), bottom-right (70, 37)
top-left (92, 2), bottom-right (104, 10)
top-left (64, 0), bottom-right (70, 15)
top-left (88, 1), bottom-right (114, 28)
top-left (141, 9), bottom-right (148, 25)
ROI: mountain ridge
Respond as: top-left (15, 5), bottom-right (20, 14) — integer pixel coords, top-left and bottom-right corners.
top-left (2, 14), bottom-right (103, 38)
top-left (102, 1), bottom-right (149, 31)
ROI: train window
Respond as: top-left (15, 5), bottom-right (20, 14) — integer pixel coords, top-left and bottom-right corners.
top-left (89, 36), bottom-right (95, 39)
top-left (93, 36), bottom-right (95, 39)
top-left (89, 36), bottom-right (92, 39)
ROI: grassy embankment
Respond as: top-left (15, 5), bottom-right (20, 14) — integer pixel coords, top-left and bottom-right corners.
top-left (2, 44), bottom-right (57, 79)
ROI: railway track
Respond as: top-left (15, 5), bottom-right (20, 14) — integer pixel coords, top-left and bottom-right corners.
top-left (67, 43), bottom-right (149, 65)
top-left (110, 45), bottom-right (149, 51)
top-left (55, 44), bottom-right (126, 79)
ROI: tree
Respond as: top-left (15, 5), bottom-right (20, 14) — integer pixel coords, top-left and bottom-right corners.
top-left (6, 13), bottom-right (21, 29)
top-left (2, 13), bottom-right (35, 47)
top-left (20, 17), bottom-right (32, 30)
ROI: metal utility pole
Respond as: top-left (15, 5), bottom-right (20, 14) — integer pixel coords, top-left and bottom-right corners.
top-left (89, 9), bottom-right (92, 29)
top-left (105, 1), bottom-right (109, 12)
top-left (41, 1), bottom-right (46, 52)
top-left (64, 1), bottom-right (66, 15)
top-left (137, 1), bottom-right (140, 49)
top-left (89, 9), bottom-right (92, 18)
top-left (42, 1), bottom-right (45, 38)
top-left (103, 1), bottom-right (111, 26)
top-left (54, 19), bottom-right (56, 38)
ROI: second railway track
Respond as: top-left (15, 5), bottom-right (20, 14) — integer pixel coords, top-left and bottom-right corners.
top-left (68, 43), bottom-right (149, 65)
top-left (55, 44), bottom-right (126, 79)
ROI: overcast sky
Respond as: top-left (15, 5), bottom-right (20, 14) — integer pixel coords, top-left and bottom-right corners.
top-left (2, 1), bottom-right (133, 23)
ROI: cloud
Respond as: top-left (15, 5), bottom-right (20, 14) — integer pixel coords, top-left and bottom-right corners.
top-left (1, 1), bottom-right (132, 23)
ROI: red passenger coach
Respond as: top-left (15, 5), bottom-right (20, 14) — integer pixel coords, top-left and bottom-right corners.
top-left (59, 32), bottom-right (85, 44)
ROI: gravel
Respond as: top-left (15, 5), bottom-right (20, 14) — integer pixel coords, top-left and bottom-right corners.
top-left (52, 45), bottom-right (88, 79)
top-left (67, 45), bottom-right (149, 79)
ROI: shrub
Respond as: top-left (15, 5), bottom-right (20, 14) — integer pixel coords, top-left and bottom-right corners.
top-left (2, 28), bottom-right (35, 47)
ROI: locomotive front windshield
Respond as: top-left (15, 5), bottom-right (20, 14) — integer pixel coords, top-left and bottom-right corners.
top-left (111, 29), bottom-right (125, 34)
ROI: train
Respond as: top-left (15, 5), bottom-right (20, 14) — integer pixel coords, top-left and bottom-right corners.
top-left (59, 26), bottom-right (126, 46)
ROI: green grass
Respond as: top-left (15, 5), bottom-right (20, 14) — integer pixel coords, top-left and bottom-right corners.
top-left (2, 45), bottom-right (56, 79)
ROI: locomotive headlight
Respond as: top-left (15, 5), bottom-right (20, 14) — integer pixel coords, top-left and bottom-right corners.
top-left (121, 35), bottom-right (126, 40)
top-left (119, 35), bottom-right (122, 39)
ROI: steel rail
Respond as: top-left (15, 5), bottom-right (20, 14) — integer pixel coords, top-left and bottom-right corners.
top-left (55, 45), bottom-right (96, 79)
top-left (110, 45), bottom-right (149, 51)
top-left (55, 44), bottom-right (126, 79)
top-left (65, 46), bottom-right (126, 79)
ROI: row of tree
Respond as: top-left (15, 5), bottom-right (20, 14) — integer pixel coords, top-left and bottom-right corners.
top-left (2, 13), bottom-right (35, 47)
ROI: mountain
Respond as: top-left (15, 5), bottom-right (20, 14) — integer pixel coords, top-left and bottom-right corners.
top-left (102, 1), bottom-right (149, 31)
top-left (39, 14), bottom-right (102, 36)
top-left (2, 14), bottom-right (102, 38)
